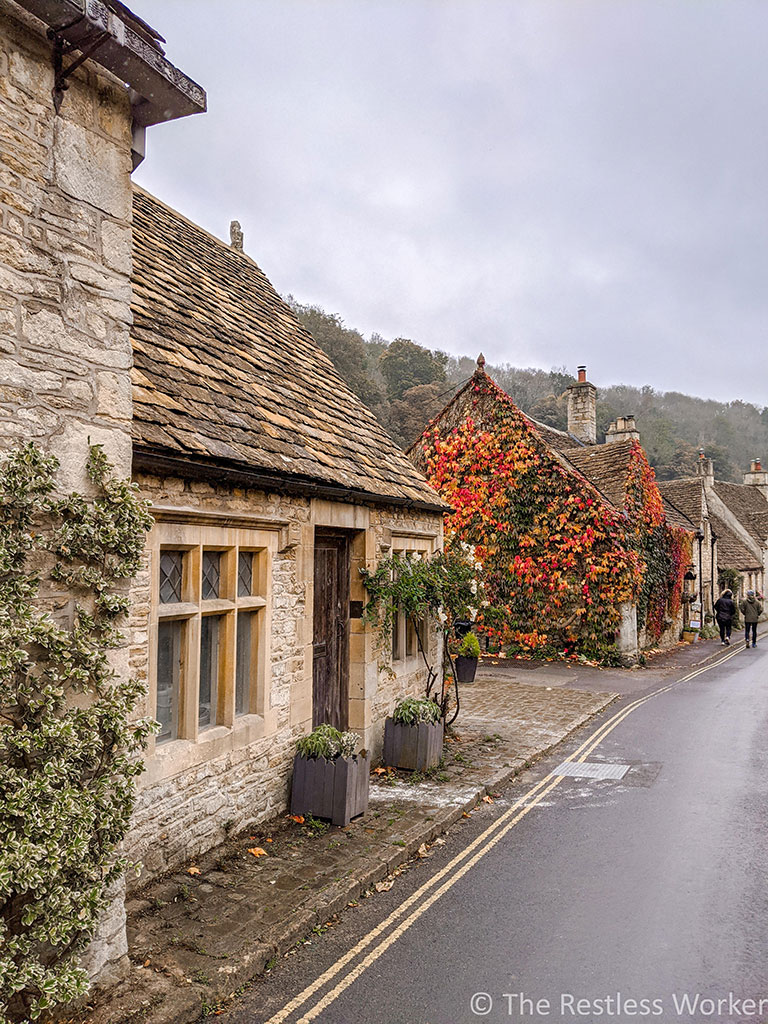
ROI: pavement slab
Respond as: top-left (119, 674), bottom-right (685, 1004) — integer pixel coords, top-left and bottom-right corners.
top-left (71, 639), bottom-right (721, 1024)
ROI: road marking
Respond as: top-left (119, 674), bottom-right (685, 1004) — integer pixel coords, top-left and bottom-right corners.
top-left (264, 642), bottom-right (752, 1024)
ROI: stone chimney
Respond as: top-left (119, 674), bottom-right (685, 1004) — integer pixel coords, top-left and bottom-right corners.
top-left (567, 365), bottom-right (597, 444)
top-left (230, 220), bottom-right (244, 251)
top-left (744, 458), bottom-right (768, 499)
top-left (695, 448), bottom-right (715, 489)
top-left (605, 415), bottom-right (640, 445)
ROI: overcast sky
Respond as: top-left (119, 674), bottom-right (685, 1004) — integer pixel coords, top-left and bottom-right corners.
top-left (135, 1), bottom-right (768, 407)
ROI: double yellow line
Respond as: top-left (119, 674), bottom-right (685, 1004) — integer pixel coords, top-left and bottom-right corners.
top-left (265, 643), bottom-right (746, 1024)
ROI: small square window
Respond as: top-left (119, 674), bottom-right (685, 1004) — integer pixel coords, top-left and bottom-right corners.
top-left (159, 551), bottom-right (183, 604)
top-left (238, 551), bottom-right (253, 597)
top-left (202, 551), bottom-right (221, 600)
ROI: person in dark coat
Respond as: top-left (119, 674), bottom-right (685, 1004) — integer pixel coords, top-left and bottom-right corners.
top-left (714, 589), bottom-right (736, 645)
top-left (739, 590), bottom-right (763, 648)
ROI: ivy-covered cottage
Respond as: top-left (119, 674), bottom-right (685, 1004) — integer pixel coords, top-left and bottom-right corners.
top-left (410, 360), bottom-right (694, 663)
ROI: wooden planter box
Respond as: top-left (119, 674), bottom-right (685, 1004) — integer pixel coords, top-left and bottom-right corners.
top-left (290, 751), bottom-right (370, 826)
top-left (455, 654), bottom-right (478, 683)
top-left (383, 718), bottom-right (444, 772)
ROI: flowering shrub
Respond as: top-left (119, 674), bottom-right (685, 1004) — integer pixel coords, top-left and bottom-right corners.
top-left (416, 374), bottom-right (687, 661)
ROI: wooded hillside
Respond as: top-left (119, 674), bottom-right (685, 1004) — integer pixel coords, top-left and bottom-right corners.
top-left (287, 298), bottom-right (767, 483)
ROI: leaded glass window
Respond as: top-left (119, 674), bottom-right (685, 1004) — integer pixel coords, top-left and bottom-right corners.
top-left (156, 620), bottom-right (181, 742)
top-left (199, 615), bottom-right (221, 729)
top-left (238, 551), bottom-right (253, 597)
top-left (236, 612), bottom-right (254, 715)
top-left (159, 550), bottom-right (183, 603)
top-left (202, 551), bottom-right (221, 600)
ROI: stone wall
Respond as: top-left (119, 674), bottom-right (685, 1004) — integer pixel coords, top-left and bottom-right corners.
top-left (125, 472), bottom-right (443, 888)
top-left (0, 2), bottom-right (137, 988)
top-left (0, 1), bottom-right (134, 491)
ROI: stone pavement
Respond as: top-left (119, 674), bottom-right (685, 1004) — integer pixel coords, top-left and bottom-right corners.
top-left (73, 640), bottom-right (720, 1024)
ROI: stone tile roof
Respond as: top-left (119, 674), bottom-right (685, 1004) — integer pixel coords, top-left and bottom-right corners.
top-left (563, 441), bottom-right (635, 511)
top-left (710, 514), bottom-right (761, 570)
top-left (656, 479), bottom-right (704, 527)
top-left (713, 482), bottom-right (768, 546)
top-left (130, 187), bottom-right (445, 511)
top-left (528, 419), bottom-right (585, 453)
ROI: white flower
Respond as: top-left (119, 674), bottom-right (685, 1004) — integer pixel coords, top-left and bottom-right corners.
top-left (468, 606), bottom-right (478, 620)
top-left (437, 607), bottom-right (448, 623)
top-left (412, 552), bottom-right (421, 562)
top-left (470, 580), bottom-right (478, 594)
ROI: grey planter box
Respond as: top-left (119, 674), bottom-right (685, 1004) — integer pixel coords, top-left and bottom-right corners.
top-left (383, 718), bottom-right (444, 772)
top-left (290, 751), bottom-right (370, 826)
top-left (455, 654), bottom-right (478, 683)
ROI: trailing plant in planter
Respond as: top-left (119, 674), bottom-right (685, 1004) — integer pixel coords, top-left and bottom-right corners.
top-left (391, 697), bottom-right (442, 726)
top-left (295, 723), bottom-right (359, 760)
top-left (0, 442), bottom-right (154, 1023)
top-left (455, 631), bottom-right (481, 683)
top-left (291, 724), bottom-right (369, 826)
top-left (384, 697), bottom-right (444, 772)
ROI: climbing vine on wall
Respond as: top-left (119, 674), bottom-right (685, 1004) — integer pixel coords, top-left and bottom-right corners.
top-left (420, 377), bottom-right (642, 662)
top-left (418, 376), bottom-right (689, 661)
top-left (0, 443), bottom-right (154, 1023)
top-left (624, 443), bottom-right (692, 642)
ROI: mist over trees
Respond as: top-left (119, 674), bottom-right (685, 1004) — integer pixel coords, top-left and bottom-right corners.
top-left (287, 297), bottom-right (767, 482)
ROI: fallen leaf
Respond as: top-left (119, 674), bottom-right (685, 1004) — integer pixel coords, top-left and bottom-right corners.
top-left (347, 901), bottom-right (359, 907)
top-left (375, 880), bottom-right (394, 892)
top-left (265, 838), bottom-right (273, 843)
top-left (482, 795), bottom-right (494, 804)
top-left (417, 843), bottom-right (429, 857)
top-left (289, 815), bottom-right (304, 824)
top-left (248, 847), bottom-right (268, 858)
top-left (462, 811), bottom-right (471, 818)
top-left (143, 959), bottom-right (151, 967)
top-left (433, 837), bottom-right (446, 846)
top-left (187, 866), bottom-right (201, 876)
top-left (373, 767), bottom-right (387, 775)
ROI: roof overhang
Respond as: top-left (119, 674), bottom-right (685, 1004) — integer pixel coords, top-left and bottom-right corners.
top-left (13, 0), bottom-right (206, 126)
top-left (132, 448), bottom-right (450, 517)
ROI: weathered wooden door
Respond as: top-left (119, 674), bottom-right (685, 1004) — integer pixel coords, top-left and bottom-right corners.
top-left (313, 533), bottom-right (350, 730)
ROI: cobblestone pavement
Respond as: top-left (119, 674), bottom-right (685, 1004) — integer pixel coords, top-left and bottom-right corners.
top-left (75, 642), bottom-right (720, 1024)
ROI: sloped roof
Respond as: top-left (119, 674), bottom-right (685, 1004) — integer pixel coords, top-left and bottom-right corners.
top-left (130, 188), bottom-right (445, 511)
top-left (713, 482), bottom-right (768, 546)
top-left (564, 441), bottom-right (635, 511)
top-left (657, 479), bottom-right (704, 527)
top-left (529, 419), bottom-right (585, 453)
top-left (710, 514), bottom-right (761, 570)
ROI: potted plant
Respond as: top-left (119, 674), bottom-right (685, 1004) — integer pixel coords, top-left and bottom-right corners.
top-left (455, 631), bottom-right (481, 682)
top-left (383, 697), bottom-right (443, 772)
top-left (290, 724), bottom-right (369, 826)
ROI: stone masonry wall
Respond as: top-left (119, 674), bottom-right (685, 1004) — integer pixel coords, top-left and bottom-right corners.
top-left (0, 3), bottom-right (138, 988)
top-left (126, 473), bottom-right (443, 888)
top-left (0, 2), bottom-right (134, 491)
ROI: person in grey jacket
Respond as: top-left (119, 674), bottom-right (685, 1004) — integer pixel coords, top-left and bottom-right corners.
top-left (739, 590), bottom-right (763, 648)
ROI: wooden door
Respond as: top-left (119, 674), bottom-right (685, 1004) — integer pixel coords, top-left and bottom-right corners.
top-left (313, 533), bottom-right (350, 730)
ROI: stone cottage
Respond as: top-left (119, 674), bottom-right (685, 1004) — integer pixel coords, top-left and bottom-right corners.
top-left (410, 361), bottom-right (694, 661)
top-left (658, 454), bottom-right (768, 612)
top-left (125, 187), bottom-right (446, 885)
top-left (0, 0), bottom-right (446, 988)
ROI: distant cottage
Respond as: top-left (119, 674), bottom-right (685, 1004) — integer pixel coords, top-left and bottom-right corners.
top-left (410, 361), bottom-right (694, 662)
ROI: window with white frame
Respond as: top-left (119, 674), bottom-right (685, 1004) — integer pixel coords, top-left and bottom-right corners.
top-left (154, 539), bottom-right (267, 744)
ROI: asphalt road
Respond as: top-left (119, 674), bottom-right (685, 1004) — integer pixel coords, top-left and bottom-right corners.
top-left (219, 642), bottom-right (768, 1024)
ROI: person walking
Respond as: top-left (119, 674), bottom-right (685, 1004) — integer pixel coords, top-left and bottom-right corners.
top-left (714, 589), bottom-right (736, 645)
top-left (739, 590), bottom-right (763, 648)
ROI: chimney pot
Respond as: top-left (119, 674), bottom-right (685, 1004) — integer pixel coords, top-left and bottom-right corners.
top-left (230, 220), bottom-right (244, 251)
top-left (577, 365), bottom-right (587, 383)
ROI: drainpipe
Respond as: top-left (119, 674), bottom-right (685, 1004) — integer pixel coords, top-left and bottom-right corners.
top-left (710, 530), bottom-right (718, 612)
